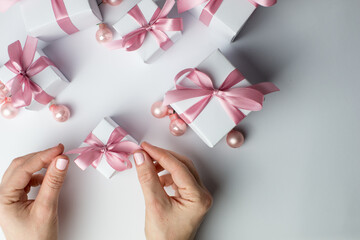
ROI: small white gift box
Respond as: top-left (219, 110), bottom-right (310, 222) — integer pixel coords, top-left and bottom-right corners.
top-left (187, 0), bottom-right (274, 42)
top-left (168, 49), bottom-right (253, 148)
top-left (74, 117), bottom-right (139, 179)
top-left (112, 0), bottom-right (182, 63)
top-left (0, 49), bottom-right (69, 111)
top-left (20, 0), bottom-right (103, 42)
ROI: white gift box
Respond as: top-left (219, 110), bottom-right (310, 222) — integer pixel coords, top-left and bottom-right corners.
top-left (0, 49), bottom-right (69, 111)
top-left (188, 0), bottom-right (257, 42)
top-left (169, 49), bottom-right (252, 148)
top-left (20, 0), bottom-right (103, 42)
top-left (113, 0), bottom-right (182, 63)
top-left (75, 117), bottom-right (138, 179)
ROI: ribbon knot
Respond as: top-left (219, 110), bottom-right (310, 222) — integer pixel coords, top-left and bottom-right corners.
top-left (163, 68), bottom-right (279, 125)
top-left (5, 36), bottom-right (55, 108)
top-left (66, 127), bottom-right (141, 172)
top-left (105, 0), bottom-right (183, 52)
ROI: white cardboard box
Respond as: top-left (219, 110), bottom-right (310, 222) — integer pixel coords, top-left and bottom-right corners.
top-left (189, 0), bottom-right (257, 42)
top-left (21, 0), bottom-right (103, 42)
top-left (0, 49), bottom-right (69, 111)
top-left (169, 49), bottom-right (252, 147)
top-left (113, 0), bottom-right (182, 63)
top-left (74, 117), bottom-right (139, 179)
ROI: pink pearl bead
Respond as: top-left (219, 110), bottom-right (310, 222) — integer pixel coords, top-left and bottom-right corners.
top-left (169, 114), bottom-right (187, 136)
top-left (226, 130), bottom-right (245, 148)
top-left (50, 104), bottom-right (70, 122)
top-left (151, 101), bottom-right (168, 118)
top-left (96, 23), bottom-right (113, 44)
top-left (1, 101), bottom-right (19, 119)
top-left (103, 0), bottom-right (122, 6)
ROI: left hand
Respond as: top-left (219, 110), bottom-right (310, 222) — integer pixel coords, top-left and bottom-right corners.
top-left (0, 144), bottom-right (69, 240)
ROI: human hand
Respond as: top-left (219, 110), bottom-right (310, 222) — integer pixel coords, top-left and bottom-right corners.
top-left (0, 144), bottom-right (69, 240)
top-left (133, 142), bottom-right (213, 240)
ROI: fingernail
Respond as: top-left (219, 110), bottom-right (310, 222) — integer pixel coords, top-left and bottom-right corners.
top-left (56, 158), bottom-right (68, 171)
top-left (134, 152), bottom-right (145, 166)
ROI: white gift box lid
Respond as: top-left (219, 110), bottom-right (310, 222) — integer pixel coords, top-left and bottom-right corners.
top-left (0, 49), bottom-right (69, 111)
top-left (21, 0), bottom-right (103, 42)
top-left (113, 0), bottom-right (182, 63)
top-left (76, 117), bottom-right (138, 179)
top-left (170, 49), bottom-right (252, 148)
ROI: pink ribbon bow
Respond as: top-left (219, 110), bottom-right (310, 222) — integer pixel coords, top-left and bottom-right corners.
top-left (0, 0), bottom-right (20, 12)
top-left (5, 36), bottom-right (55, 108)
top-left (66, 127), bottom-right (141, 172)
top-left (105, 0), bottom-right (183, 51)
top-left (177, 0), bottom-right (277, 26)
top-left (163, 68), bottom-right (279, 125)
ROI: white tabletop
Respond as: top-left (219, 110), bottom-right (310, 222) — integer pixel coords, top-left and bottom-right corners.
top-left (1, 0), bottom-right (360, 239)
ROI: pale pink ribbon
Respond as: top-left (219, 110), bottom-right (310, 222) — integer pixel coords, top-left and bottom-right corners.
top-left (51, 0), bottom-right (79, 35)
top-left (163, 68), bottom-right (279, 124)
top-left (105, 0), bottom-right (183, 51)
top-left (5, 36), bottom-right (55, 108)
top-left (0, 0), bottom-right (20, 12)
top-left (66, 127), bottom-right (141, 172)
top-left (177, 0), bottom-right (277, 26)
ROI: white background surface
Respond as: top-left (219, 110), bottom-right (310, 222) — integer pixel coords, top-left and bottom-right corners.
top-left (1, 0), bottom-right (360, 239)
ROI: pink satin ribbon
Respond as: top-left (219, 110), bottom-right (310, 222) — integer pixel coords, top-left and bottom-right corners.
top-left (66, 127), bottom-right (141, 172)
top-left (163, 68), bottom-right (279, 124)
top-left (51, 0), bottom-right (79, 35)
top-left (5, 36), bottom-right (55, 108)
top-left (177, 0), bottom-right (277, 26)
top-left (0, 0), bottom-right (20, 12)
top-left (105, 0), bottom-right (183, 51)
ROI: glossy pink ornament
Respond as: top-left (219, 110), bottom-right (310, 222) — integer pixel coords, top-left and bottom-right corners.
top-left (226, 130), bottom-right (245, 148)
top-left (103, 0), bottom-right (122, 6)
top-left (151, 101), bottom-right (168, 118)
top-left (50, 104), bottom-right (70, 122)
top-left (96, 23), bottom-right (113, 44)
top-left (169, 114), bottom-right (187, 136)
top-left (1, 98), bottom-right (19, 119)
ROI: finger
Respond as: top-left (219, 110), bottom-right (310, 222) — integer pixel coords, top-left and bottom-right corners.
top-left (159, 174), bottom-right (174, 187)
top-left (24, 174), bottom-right (44, 194)
top-left (35, 155), bottom-right (69, 210)
top-left (133, 150), bottom-right (169, 206)
top-left (8, 144), bottom-right (64, 190)
top-left (141, 142), bottom-right (200, 191)
top-left (1, 152), bottom-right (37, 183)
top-left (154, 161), bottom-right (164, 173)
top-left (168, 150), bottom-right (202, 185)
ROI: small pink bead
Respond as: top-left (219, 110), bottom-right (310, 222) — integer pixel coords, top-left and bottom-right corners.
top-left (226, 130), bottom-right (245, 148)
top-left (169, 117), bottom-right (187, 136)
top-left (96, 23), bottom-right (113, 44)
top-left (103, 0), bottom-right (122, 6)
top-left (50, 104), bottom-right (70, 122)
top-left (1, 101), bottom-right (19, 119)
top-left (151, 101), bottom-right (168, 118)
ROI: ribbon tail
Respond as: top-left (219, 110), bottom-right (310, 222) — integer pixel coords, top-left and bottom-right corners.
top-left (218, 97), bottom-right (246, 124)
top-left (105, 152), bottom-right (130, 171)
top-left (30, 81), bottom-right (54, 105)
top-left (179, 95), bottom-right (212, 124)
top-left (248, 82), bottom-right (279, 95)
top-left (74, 150), bottom-right (103, 171)
top-left (11, 77), bottom-right (33, 108)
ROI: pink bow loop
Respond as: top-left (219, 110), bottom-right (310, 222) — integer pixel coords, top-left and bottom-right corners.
top-left (66, 127), bottom-right (141, 172)
top-left (4, 36), bottom-right (55, 108)
top-left (105, 0), bottom-right (182, 52)
top-left (163, 68), bottom-right (279, 125)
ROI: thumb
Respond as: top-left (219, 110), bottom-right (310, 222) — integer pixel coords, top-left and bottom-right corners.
top-left (36, 155), bottom-right (69, 210)
top-left (133, 150), bottom-right (168, 206)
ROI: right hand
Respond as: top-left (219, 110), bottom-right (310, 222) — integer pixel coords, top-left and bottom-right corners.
top-left (133, 142), bottom-right (213, 240)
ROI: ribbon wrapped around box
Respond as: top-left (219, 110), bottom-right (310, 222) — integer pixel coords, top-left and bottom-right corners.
top-left (163, 49), bottom-right (279, 147)
top-left (66, 117), bottom-right (141, 179)
top-left (108, 0), bottom-right (183, 63)
top-left (177, 0), bottom-right (276, 42)
top-left (0, 36), bottom-right (69, 110)
top-left (20, 0), bottom-right (102, 42)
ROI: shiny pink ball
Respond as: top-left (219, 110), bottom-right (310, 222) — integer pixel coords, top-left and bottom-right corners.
top-left (151, 101), bottom-right (168, 118)
top-left (96, 23), bottom-right (113, 44)
top-left (50, 104), bottom-right (70, 122)
top-left (1, 101), bottom-right (19, 119)
top-left (226, 130), bottom-right (245, 148)
top-left (103, 0), bottom-right (122, 6)
top-left (169, 118), bottom-right (187, 136)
